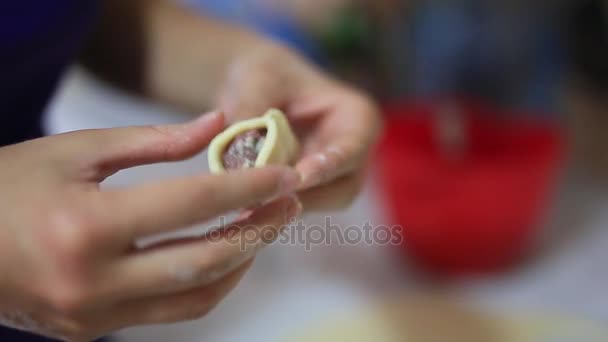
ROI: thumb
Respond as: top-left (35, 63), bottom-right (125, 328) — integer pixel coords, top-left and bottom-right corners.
top-left (45, 111), bottom-right (225, 181)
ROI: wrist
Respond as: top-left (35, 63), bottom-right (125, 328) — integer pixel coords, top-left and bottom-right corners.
top-left (143, 1), bottom-right (276, 112)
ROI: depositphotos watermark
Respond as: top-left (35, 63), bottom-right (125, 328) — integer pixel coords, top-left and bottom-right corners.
top-left (205, 217), bottom-right (405, 251)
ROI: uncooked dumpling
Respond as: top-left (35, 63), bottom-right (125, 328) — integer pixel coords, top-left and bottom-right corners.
top-left (208, 109), bottom-right (299, 174)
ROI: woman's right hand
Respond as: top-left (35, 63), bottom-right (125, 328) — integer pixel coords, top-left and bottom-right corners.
top-left (0, 112), bottom-right (302, 341)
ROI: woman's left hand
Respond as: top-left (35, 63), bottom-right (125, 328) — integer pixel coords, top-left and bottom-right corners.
top-left (217, 44), bottom-right (382, 212)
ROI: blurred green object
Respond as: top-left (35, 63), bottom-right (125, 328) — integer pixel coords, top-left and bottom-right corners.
top-left (316, 5), bottom-right (374, 64)
top-left (312, 4), bottom-right (387, 95)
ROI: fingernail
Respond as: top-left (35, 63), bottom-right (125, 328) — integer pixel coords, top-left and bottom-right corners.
top-left (277, 170), bottom-right (302, 195)
top-left (194, 111), bottom-right (222, 124)
top-left (301, 171), bottom-right (323, 189)
top-left (299, 153), bottom-right (331, 188)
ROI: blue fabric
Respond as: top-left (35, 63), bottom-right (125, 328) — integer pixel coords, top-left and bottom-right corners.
top-left (0, 0), bottom-right (100, 340)
top-left (184, 0), bottom-right (327, 66)
top-left (0, 0), bottom-right (99, 146)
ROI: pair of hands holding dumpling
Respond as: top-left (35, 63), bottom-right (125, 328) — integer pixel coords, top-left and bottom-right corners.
top-left (210, 45), bottom-right (382, 212)
top-left (0, 38), bottom-right (379, 342)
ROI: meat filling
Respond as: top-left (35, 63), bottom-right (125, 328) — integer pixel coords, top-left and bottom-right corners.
top-left (222, 129), bottom-right (267, 169)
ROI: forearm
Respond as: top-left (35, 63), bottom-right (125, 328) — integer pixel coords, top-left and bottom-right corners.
top-left (82, 0), bottom-right (275, 112)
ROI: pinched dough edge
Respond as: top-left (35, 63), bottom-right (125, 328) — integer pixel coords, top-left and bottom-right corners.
top-left (208, 109), bottom-right (299, 174)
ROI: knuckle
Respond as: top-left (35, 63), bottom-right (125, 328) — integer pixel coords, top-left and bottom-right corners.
top-left (169, 257), bottom-right (220, 286)
top-left (45, 281), bottom-right (91, 317)
top-left (146, 124), bottom-right (174, 140)
top-left (40, 209), bottom-right (98, 264)
top-left (143, 125), bottom-right (183, 161)
top-left (188, 249), bottom-right (241, 285)
top-left (191, 258), bottom-right (224, 284)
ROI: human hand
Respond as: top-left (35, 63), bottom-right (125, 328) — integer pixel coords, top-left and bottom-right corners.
top-left (218, 44), bottom-right (382, 211)
top-left (0, 112), bottom-right (302, 341)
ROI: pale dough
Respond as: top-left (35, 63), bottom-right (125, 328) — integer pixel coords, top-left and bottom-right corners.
top-left (208, 109), bottom-right (299, 174)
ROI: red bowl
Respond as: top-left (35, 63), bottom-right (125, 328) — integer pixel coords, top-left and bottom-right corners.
top-left (376, 100), bottom-right (566, 276)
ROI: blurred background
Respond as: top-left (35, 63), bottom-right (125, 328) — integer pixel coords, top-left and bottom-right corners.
top-left (47, 0), bottom-right (608, 340)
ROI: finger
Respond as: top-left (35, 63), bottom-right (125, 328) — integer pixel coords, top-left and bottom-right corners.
top-left (292, 94), bottom-right (382, 189)
top-left (296, 136), bottom-right (367, 189)
top-left (101, 166), bottom-right (301, 242)
top-left (297, 170), bottom-right (366, 212)
top-left (106, 196), bottom-right (302, 300)
top-left (102, 260), bottom-right (253, 333)
top-left (47, 111), bottom-right (225, 181)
